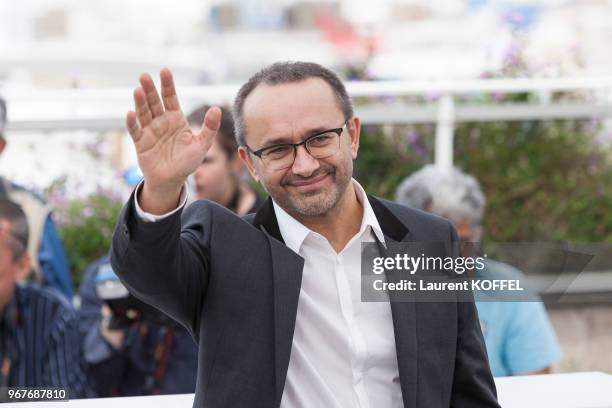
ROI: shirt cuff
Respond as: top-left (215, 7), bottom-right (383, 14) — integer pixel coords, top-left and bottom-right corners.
top-left (133, 181), bottom-right (188, 222)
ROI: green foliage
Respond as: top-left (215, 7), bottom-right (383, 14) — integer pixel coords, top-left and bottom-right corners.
top-left (355, 113), bottom-right (612, 243)
top-left (355, 39), bottom-right (612, 243)
top-left (51, 188), bottom-right (124, 288)
top-left (355, 125), bottom-right (433, 199)
top-left (455, 119), bottom-right (612, 242)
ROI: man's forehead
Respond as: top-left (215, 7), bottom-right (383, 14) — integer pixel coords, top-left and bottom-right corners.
top-left (242, 78), bottom-right (344, 145)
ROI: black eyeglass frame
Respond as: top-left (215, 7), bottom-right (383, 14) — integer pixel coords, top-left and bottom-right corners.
top-left (244, 120), bottom-right (350, 166)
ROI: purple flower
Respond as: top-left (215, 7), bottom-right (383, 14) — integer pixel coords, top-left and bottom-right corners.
top-left (402, 128), bottom-right (427, 158)
top-left (81, 206), bottom-right (94, 218)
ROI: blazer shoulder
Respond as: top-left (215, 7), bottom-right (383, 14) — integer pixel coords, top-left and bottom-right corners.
top-left (183, 199), bottom-right (238, 223)
top-left (182, 199), bottom-right (260, 233)
top-left (241, 212), bottom-right (256, 225)
top-left (373, 196), bottom-right (455, 241)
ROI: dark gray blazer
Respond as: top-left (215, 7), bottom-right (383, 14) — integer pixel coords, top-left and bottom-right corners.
top-left (110, 192), bottom-right (500, 408)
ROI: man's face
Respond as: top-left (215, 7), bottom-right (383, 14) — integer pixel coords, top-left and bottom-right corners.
top-left (0, 221), bottom-right (29, 309)
top-left (453, 218), bottom-right (475, 243)
top-left (191, 139), bottom-right (240, 204)
top-left (238, 78), bottom-right (360, 218)
top-left (439, 215), bottom-right (481, 257)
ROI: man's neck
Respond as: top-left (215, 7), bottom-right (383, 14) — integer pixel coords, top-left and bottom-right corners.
top-left (293, 183), bottom-right (363, 253)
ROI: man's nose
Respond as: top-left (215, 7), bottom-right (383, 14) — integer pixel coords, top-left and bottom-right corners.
top-left (291, 145), bottom-right (319, 177)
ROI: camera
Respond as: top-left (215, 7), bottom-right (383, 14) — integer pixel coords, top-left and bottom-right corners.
top-left (95, 263), bottom-right (173, 329)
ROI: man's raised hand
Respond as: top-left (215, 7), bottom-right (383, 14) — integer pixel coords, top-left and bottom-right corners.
top-left (126, 68), bottom-right (221, 214)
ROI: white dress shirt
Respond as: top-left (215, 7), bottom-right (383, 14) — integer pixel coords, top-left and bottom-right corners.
top-left (135, 179), bottom-right (403, 407)
top-left (274, 180), bottom-right (402, 408)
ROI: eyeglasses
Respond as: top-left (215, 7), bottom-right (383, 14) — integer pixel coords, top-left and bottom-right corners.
top-left (245, 121), bottom-right (349, 171)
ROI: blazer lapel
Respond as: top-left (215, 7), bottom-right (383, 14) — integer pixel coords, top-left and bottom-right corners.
top-left (253, 199), bottom-right (305, 406)
top-left (369, 196), bottom-right (418, 408)
top-left (386, 235), bottom-right (418, 408)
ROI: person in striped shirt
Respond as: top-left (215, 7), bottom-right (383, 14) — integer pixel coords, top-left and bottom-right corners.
top-left (0, 198), bottom-right (88, 398)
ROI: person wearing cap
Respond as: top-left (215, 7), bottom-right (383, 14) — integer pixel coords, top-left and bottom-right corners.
top-left (0, 97), bottom-right (73, 300)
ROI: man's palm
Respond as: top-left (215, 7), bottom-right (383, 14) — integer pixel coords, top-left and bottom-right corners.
top-left (134, 111), bottom-right (201, 187)
top-left (126, 68), bottom-right (221, 192)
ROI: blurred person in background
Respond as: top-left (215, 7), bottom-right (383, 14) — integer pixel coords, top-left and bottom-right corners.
top-left (0, 97), bottom-right (73, 300)
top-left (396, 164), bottom-right (562, 376)
top-left (78, 172), bottom-right (198, 397)
top-left (186, 105), bottom-right (264, 214)
top-left (0, 199), bottom-right (87, 397)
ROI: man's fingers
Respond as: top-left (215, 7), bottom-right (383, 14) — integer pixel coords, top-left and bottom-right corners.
top-left (126, 111), bottom-right (142, 142)
top-left (139, 73), bottom-right (165, 118)
top-left (203, 106), bottom-right (222, 131)
top-left (197, 106), bottom-right (222, 152)
top-left (134, 87), bottom-right (153, 128)
top-left (160, 68), bottom-right (181, 111)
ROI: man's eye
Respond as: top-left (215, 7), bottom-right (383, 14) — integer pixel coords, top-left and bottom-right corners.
top-left (264, 145), bottom-right (292, 158)
top-left (308, 134), bottom-right (334, 147)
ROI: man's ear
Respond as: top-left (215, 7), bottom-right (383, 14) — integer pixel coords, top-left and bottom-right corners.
top-left (0, 137), bottom-right (6, 155)
top-left (238, 147), bottom-right (260, 182)
top-left (15, 252), bottom-right (31, 282)
top-left (348, 117), bottom-right (361, 160)
top-left (230, 154), bottom-right (244, 176)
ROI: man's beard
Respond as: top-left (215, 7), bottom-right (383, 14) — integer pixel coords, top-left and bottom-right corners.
top-left (273, 163), bottom-right (351, 217)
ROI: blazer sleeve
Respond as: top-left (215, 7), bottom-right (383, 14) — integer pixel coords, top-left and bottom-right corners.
top-left (448, 224), bottom-right (501, 408)
top-left (109, 190), bottom-right (211, 341)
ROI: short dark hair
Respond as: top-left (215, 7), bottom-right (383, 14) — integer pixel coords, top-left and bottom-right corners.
top-left (0, 199), bottom-right (29, 261)
top-left (232, 61), bottom-right (354, 146)
top-left (187, 105), bottom-right (237, 158)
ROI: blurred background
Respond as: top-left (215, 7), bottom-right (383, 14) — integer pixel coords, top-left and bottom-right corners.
top-left (1, 0), bottom-right (612, 378)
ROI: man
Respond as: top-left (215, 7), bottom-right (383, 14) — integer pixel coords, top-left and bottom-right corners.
top-left (186, 105), bottom-right (263, 214)
top-left (0, 199), bottom-right (87, 397)
top-left (111, 62), bottom-right (499, 407)
top-left (0, 97), bottom-right (73, 299)
top-left (396, 165), bottom-right (562, 376)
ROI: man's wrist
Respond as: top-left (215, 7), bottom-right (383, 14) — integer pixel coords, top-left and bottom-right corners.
top-left (133, 181), bottom-right (188, 223)
top-left (139, 181), bottom-right (184, 215)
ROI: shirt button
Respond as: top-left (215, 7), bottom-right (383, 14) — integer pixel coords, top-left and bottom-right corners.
top-left (122, 224), bottom-right (129, 237)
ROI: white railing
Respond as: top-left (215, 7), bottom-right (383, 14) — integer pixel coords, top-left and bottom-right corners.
top-left (5, 77), bottom-right (612, 169)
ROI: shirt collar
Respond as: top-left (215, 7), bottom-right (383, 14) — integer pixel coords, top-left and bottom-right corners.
top-left (354, 180), bottom-right (386, 245)
top-left (273, 199), bottom-right (311, 254)
top-left (272, 178), bottom-right (385, 254)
